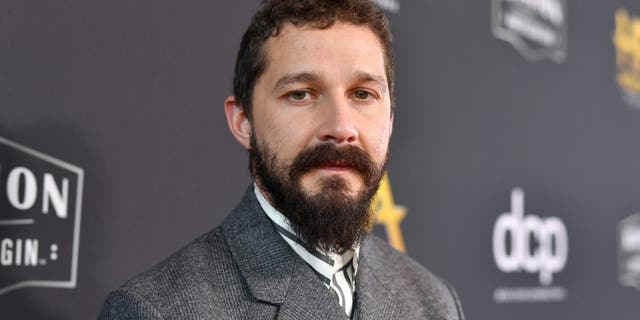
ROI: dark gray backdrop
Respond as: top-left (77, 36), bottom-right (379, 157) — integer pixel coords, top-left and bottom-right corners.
top-left (1, 0), bottom-right (638, 319)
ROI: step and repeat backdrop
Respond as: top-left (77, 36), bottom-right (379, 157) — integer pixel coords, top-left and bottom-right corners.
top-left (1, 0), bottom-right (639, 319)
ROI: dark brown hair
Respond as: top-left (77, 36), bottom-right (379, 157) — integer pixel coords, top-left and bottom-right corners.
top-left (232, 0), bottom-right (394, 119)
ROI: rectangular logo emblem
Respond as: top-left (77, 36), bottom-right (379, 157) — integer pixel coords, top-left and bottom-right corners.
top-left (0, 136), bottom-right (84, 295)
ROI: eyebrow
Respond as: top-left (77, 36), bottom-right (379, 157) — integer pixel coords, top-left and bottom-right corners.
top-left (353, 71), bottom-right (388, 94)
top-left (273, 72), bottom-right (320, 93)
top-left (271, 70), bottom-right (389, 93)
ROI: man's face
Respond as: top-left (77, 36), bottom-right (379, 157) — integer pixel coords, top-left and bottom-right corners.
top-left (251, 21), bottom-right (393, 199)
top-left (228, 21), bottom-right (393, 252)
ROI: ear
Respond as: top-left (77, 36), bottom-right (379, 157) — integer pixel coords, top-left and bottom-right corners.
top-left (224, 96), bottom-right (252, 150)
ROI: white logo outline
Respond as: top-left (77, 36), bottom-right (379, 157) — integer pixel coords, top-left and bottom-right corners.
top-left (0, 136), bottom-right (84, 295)
top-left (491, 0), bottom-right (568, 63)
top-left (618, 213), bottom-right (640, 290)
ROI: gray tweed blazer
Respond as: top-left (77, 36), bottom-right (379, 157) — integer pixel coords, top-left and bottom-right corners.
top-left (98, 187), bottom-right (465, 320)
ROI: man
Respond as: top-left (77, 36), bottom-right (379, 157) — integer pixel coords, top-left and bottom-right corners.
top-left (99, 0), bottom-right (465, 319)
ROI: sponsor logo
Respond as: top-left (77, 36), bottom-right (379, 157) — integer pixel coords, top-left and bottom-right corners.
top-left (0, 136), bottom-right (84, 295)
top-left (618, 213), bottom-right (640, 289)
top-left (492, 0), bottom-right (568, 63)
top-left (373, 0), bottom-right (400, 14)
top-left (492, 188), bottom-right (569, 303)
top-left (613, 9), bottom-right (640, 108)
top-left (372, 173), bottom-right (407, 252)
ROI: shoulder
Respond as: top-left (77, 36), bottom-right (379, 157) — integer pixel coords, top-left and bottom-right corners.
top-left (364, 235), bottom-right (447, 292)
top-left (98, 227), bottom-right (246, 319)
top-left (362, 235), bottom-right (465, 320)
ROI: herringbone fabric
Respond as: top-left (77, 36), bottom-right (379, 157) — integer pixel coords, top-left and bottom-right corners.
top-left (98, 186), bottom-right (466, 320)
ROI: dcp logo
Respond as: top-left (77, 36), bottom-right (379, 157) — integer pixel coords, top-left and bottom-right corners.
top-left (492, 188), bottom-right (568, 285)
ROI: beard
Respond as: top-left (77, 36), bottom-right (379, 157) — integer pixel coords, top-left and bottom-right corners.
top-left (249, 135), bottom-right (387, 254)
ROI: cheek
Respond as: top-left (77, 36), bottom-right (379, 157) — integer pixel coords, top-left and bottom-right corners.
top-left (253, 111), bottom-right (286, 147)
top-left (372, 138), bottom-right (390, 164)
top-left (272, 114), bottom-right (320, 150)
top-left (254, 120), bottom-right (308, 165)
top-left (366, 119), bottom-right (392, 162)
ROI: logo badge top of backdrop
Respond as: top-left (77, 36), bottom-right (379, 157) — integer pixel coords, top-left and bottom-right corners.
top-left (618, 213), bottom-right (640, 290)
top-left (492, 188), bottom-right (569, 303)
top-left (372, 0), bottom-right (400, 14)
top-left (0, 136), bottom-right (84, 296)
top-left (613, 9), bottom-right (640, 109)
top-left (492, 0), bottom-right (568, 63)
top-left (371, 173), bottom-right (407, 252)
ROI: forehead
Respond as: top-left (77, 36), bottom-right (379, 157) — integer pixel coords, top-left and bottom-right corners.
top-left (259, 21), bottom-right (387, 84)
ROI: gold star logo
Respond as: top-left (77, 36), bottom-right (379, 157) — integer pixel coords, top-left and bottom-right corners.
top-left (613, 9), bottom-right (640, 95)
top-left (371, 173), bottom-right (407, 252)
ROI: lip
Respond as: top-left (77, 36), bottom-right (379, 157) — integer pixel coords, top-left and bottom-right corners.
top-left (317, 166), bottom-right (353, 172)
top-left (311, 160), bottom-right (356, 174)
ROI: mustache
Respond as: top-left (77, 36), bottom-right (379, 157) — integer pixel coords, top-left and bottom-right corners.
top-left (289, 143), bottom-right (376, 182)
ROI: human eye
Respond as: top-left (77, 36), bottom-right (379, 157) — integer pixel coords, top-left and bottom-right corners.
top-left (285, 90), bottom-right (313, 103)
top-left (351, 89), bottom-right (378, 102)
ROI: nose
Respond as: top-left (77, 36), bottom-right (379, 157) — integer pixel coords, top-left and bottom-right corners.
top-left (317, 95), bottom-right (358, 144)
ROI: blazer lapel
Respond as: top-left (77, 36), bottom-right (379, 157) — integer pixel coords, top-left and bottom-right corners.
top-left (354, 236), bottom-right (409, 320)
top-left (221, 187), bottom-right (293, 304)
top-left (221, 187), bottom-right (347, 320)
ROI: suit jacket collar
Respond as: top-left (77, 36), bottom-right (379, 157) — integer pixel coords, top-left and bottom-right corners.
top-left (221, 186), bottom-right (347, 319)
top-left (355, 237), bottom-right (407, 319)
top-left (220, 186), bottom-right (414, 319)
